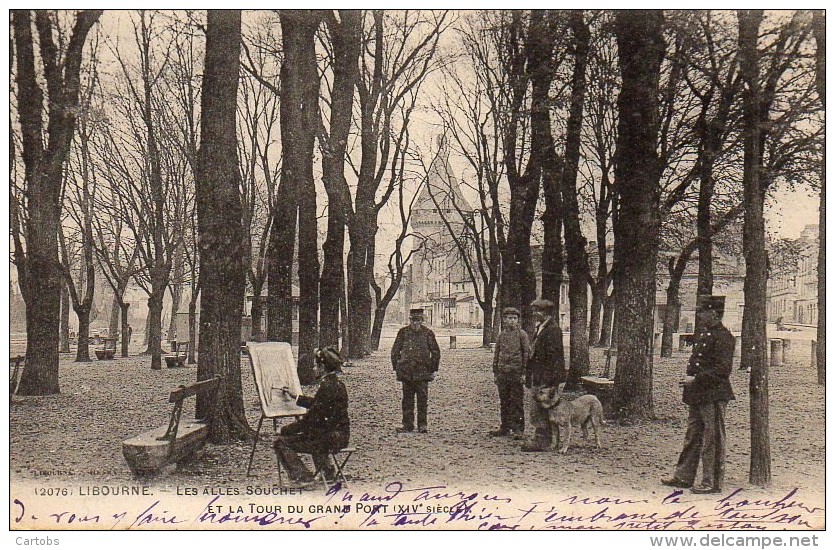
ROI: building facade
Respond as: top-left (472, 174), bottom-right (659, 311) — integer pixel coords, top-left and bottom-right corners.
top-left (767, 224), bottom-right (819, 326)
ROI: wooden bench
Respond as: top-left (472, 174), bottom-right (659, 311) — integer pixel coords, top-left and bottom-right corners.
top-left (10, 355), bottom-right (25, 398)
top-left (95, 337), bottom-right (117, 360)
top-left (122, 376), bottom-right (220, 476)
top-left (580, 375), bottom-right (615, 419)
top-left (165, 341), bottom-right (189, 368)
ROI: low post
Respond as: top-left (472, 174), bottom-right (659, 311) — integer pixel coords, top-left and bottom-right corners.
top-left (769, 338), bottom-right (783, 367)
top-left (449, 334), bottom-right (457, 349)
top-left (733, 335), bottom-right (741, 359)
top-left (811, 340), bottom-right (817, 368)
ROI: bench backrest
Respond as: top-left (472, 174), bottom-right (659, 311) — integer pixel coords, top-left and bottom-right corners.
top-left (169, 376), bottom-right (221, 404)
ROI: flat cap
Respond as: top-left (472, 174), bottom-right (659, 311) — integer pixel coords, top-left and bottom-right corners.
top-left (502, 307), bottom-right (521, 317)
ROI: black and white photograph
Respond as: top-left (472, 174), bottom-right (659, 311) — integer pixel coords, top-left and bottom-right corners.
top-left (6, 5), bottom-right (827, 537)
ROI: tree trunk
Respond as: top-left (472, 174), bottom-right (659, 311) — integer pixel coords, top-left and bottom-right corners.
top-left (813, 10), bottom-right (825, 386)
top-left (347, 233), bottom-right (373, 358)
top-left (738, 9), bottom-right (770, 487)
top-left (600, 290), bottom-right (615, 348)
top-left (562, 10), bottom-right (591, 389)
top-left (168, 242), bottom-right (185, 340)
top-left (279, 10), bottom-right (322, 383)
top-left (250, 279), bottom-right (265, 342)
top-left (340, 270), bottom-right (349, 356)
top-left (188, 292), bottom-right (198, 364)
top-left (13, 10), bottom-right (102, 395)
top-left (320, 10), bottom-right (361, 352)
top-left (588, 281), bottom-right (603, 346)
top-left (481, 303), bottom-right (494, 348)
top-left (195, 9), bottom-right (250, 443)
top-left (74, 306), bottom-right (92, 362)
top-left (146, 291), bottom-right (164, 370)
top-left (120, 302), bottom-right (130, 357)
top-left (60, 283), bottom-right (71, 353)
top-left (109, 295), bottom-right (121, 338)
top-left (611, 10), bottom-right (665, 420)
top-left (660, 284), bottom-right (680, 359)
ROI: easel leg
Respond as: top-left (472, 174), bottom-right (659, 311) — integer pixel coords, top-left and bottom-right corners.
top-left (246, 415), bottom-right (265, 477)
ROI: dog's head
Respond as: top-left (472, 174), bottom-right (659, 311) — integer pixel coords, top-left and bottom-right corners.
top-left (534, 384), bottom-right (565, 409)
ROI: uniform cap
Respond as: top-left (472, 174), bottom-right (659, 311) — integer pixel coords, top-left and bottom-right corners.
top-left (409, 308), bottom-right (425, 319)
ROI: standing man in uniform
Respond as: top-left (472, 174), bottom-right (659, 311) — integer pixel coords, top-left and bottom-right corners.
top-left (662, 295), bottom-right (735, 494)
top-left (490, 307), bottom-right (530, 437)
top-left (522, 298), bottom-right (567, 452)
top-left (392, 308), bottom-right (441, 434)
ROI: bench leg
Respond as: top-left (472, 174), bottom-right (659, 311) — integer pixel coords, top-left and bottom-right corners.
top-left (247, 416), bottom-right (265, 477)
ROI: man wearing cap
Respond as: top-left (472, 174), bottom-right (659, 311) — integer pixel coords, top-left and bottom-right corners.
top-left (490, 307), bottom-right (531, 437)
top-left (392, 308), bottom-right (441, 433)
top-left (662, 295), bottom-right (735, 494)
top-left (522, 298), bottom-right (567, 452)
top-left (273, 346), bottom-right (350, 485)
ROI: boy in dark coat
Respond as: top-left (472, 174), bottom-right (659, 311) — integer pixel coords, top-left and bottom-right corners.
top-left (391, 308), bottom-right (441, 433)
top-left (273, 346), bottom-right (350, 484)
top-left (522, 298), bottom-right (567, 452)
top-left (662, 295), bottom-right (735, 494)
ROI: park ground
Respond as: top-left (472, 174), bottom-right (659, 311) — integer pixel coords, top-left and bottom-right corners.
top-left (9, 326), bottom-right (825, 529)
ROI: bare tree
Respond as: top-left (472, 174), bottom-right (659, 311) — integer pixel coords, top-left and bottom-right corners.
top-left (11, 9), bottom-right (102, 395)
top-left (345, 10), bottom-right (450, 358)
top-left (60, 47), bottom-right (103, 362)
top-left (317, 10), bottom-right (362, 350)
top-left (195, 9), bottom-right (250, 442)
top-left (106, 10), bottom-right (186, 370)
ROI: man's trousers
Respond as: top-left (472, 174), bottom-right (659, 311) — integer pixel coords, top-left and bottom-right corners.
top-left (401, 380), bottom-right (429, 430)
top-left (673, 401), bottom-right (728, 489)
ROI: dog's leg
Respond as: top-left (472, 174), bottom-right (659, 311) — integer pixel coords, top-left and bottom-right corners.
top-left (592, 414), bottom-right (601, 448)
top-left (548, 422), bottom-right (558, 450)
top-left (581, 417), bottom-right (590, 439)
top-left (560, 421), bottom-right (572, 454)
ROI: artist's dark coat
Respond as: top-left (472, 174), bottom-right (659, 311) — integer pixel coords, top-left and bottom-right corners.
top-left (391, 325), bottom-right (441, 382)
top-left (683, 322), bottom-right (736, 405)
top-left (281, 373), bottom-right (350, 448)
top-left (525, 318), bottom-right (567, 388)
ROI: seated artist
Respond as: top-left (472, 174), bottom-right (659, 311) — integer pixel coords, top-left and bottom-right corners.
top-left (273, 346), bottom-right (350, 485)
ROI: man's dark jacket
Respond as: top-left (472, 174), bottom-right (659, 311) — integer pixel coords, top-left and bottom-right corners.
top-left (683, 322), bottom-right (736, 405)
top-left (391, 325), bottom-right (441, 382)
top-left (281, 373), bottom-right (350, 441)
top-left (526, 318), bottom-right (567, 387)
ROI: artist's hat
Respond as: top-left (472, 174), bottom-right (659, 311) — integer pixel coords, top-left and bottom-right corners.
top-left (697, 295), bottom-right (726, 314)
top-left (315, 346), bottom-right (344, 372)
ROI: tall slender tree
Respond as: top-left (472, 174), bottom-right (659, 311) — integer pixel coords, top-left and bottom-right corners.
top-left (561, 10), bottom-right (592, 389)
top-left (738, 8), bottom-right (770, 486)
top-left (812, 10), bottom-right (824, 386)
top-left (11, 9), bottom-right (102, 395)
top-left (195, 9), bottom-right (250, 442)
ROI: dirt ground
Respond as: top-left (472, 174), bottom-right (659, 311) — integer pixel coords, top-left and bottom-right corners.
top-left (9, 333), bottom-right (825, 529)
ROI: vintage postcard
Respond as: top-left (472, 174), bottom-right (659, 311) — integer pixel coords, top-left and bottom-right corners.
top-left (7, 7), bottom-right (826, 538)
